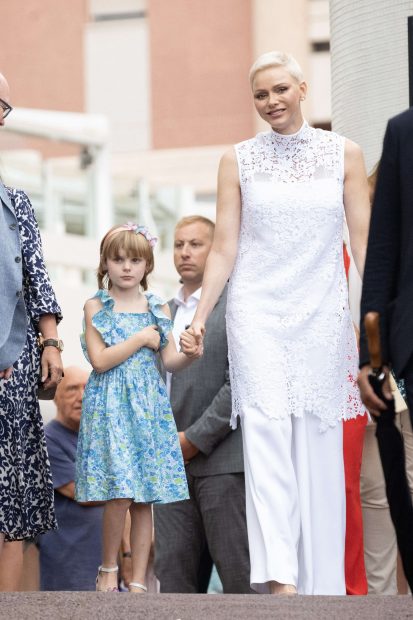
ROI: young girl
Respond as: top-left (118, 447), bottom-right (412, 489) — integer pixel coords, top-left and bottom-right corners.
top-left (75, 223), bottom-right (198, 593)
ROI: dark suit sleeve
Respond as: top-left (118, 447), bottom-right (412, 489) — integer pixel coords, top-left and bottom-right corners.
top-left (359, 120), bottom-right (401, 367)
top-left (184, 365), bottom-right (233, 456)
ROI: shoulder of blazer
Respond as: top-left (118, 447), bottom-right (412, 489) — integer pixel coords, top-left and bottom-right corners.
top-left (388, 107), bottom-right (413, 131)
top-left (168, 285), bottom-right (228, 322)
top-left (0, 182), bottom-right (14, 212)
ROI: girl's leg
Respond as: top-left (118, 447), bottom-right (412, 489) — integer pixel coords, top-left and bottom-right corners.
top-left (0, 534), bottom-right (4, 558)
top-left (99, 498), bottom-right (132, 591)
top-left (129, 503), bottom-right (153, 592)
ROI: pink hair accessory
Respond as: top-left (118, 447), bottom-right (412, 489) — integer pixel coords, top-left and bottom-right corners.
top-left (135, 224), bottom-right (158, 248)
top-left (106, 222), bottom-right (158, 247)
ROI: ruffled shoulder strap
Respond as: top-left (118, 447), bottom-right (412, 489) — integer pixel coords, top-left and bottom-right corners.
top-left (90, 289), bottom-right (115, 345)
top-left (80, 289), bottom-right (114, 362)
top-left (145, 291), bottom-right (173, 350)
top-left (92, 288), bottom-right (114, 310)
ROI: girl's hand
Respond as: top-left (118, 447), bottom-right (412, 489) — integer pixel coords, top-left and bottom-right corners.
top-left (141, 325), bottom-right (160, 351)
top-left (180, 328), bottom-right (203, 358)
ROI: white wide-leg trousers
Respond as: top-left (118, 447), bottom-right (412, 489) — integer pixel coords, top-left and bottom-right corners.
top-left (241, 410), bottom-right (346, 595)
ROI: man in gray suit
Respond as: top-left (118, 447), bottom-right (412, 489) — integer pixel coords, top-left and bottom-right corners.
top-left (154, 215), bottom-right (250, 594)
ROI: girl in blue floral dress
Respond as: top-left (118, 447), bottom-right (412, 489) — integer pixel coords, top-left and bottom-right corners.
top-left (75, 223), bottom-right (198, 593)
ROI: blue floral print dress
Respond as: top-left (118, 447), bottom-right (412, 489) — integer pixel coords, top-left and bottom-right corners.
top-left (75, 289), bottom-right (189, 504)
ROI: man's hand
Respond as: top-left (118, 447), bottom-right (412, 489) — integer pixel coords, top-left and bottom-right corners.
top-left (357, 365), bottom-right (392, 417)
top-left (178, 431), bottom-right (199, 462)
top-left (40, 347), bottom-right (63, 390)
top-left (0, 366), bottom-right (13, 380)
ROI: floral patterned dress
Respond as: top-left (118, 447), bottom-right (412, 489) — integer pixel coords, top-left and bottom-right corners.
top-left (0, 188), bottom-right (62, 541)
top-left (75, 289), bottom-right (189, 504)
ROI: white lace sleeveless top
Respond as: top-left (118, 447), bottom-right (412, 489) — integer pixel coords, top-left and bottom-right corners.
top-left (226, 121), bottom-right (365, 431)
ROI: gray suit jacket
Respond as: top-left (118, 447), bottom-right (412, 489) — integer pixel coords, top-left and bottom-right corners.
top-left (167, 286), bottom-right (244, 477)
top-left (0, 182), bottom-right (27, 369)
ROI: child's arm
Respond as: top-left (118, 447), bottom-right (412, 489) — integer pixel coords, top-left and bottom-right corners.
top-left (84, 298), bottom-right (160, 373)
top-left (159, 304), bottom-right (201, 372)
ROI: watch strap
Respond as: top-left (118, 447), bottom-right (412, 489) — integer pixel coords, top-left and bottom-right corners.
top-left (38, 336), bottom-right (64, 352)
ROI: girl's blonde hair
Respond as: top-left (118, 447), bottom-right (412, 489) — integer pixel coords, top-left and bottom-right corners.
top-left (98, 226), bottom-right (155, 290)
top-left (249, 51), bottom-right (304, 87)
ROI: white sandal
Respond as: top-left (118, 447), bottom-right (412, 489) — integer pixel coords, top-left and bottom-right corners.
top-left (96, 565), bottom-right (119, 592)
top-left (129, 581), bottom-right (148, 593)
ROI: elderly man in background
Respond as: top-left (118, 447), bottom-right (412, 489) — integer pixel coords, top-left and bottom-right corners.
top-left (154, 216), bottom-right (251, 594)
top-left (37, 366), bottom-right (104, 591)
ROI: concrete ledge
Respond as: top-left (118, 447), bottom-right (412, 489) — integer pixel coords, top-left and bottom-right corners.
top-left (0, 592), bottom-right (411, 620)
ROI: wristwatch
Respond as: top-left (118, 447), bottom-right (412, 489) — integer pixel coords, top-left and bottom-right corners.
top-left (37, 335), bottom-right (64, 353)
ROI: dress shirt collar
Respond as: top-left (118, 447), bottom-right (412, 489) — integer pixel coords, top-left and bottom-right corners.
top-left (174, 286), bottom-right (202, 308)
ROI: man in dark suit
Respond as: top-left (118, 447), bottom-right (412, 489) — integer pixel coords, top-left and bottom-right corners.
top-left (154, 215), bottom-right (250, 593)
top-left (358, 107), bottom-right (413, 590)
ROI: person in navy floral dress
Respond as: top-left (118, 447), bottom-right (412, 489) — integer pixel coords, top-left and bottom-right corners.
top-left (0, 188), bottom-right (63, 545)
top-left (75, 223), bottom-right (199, 593)
top-left (0, 72), bottom-right (63, 559)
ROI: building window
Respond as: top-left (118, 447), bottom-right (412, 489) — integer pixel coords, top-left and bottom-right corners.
top-left (89, 0), bottom-right (146, 21)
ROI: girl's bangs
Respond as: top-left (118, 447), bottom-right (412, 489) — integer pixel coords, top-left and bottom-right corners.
top-left (105, 231), bottom-right (152, 261)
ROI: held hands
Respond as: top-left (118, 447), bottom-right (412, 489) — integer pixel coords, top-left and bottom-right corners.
top-left (357, 365), bottom-right (392, 418)
top-left (179, 321), bottom-right (205, 359)
top-left (41, 347), bottom-right (63, 390)
top-left (140, 325), bottom-right (161, 351)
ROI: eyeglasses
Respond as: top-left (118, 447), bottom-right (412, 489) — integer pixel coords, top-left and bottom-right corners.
top-left (0, 98), bottom-right (13, 119)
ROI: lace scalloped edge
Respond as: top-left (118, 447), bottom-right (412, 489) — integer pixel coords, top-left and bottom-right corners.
top-left (230, 406), bottom-right (366, 433)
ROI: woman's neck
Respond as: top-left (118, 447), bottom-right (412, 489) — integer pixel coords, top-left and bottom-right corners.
top-left (271, 113), bottom-right (305, 136)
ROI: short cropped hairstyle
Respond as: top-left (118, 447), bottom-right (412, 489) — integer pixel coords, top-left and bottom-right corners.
top-left (175, 215), bottom-right (215, 238)
top-left (98, 227), bottom-right (154, 290)
top-left (249, 51), bottom-right (304, 87)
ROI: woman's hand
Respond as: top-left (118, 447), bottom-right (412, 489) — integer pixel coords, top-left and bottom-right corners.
top-left (0, 366), bottom-right (14, 380)
top-left (190, 321), bottom-right (206, 347)
top-left (140, 325), bottom-right (160, 351)
top-left (40, 347), bottom-right (63, 390)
